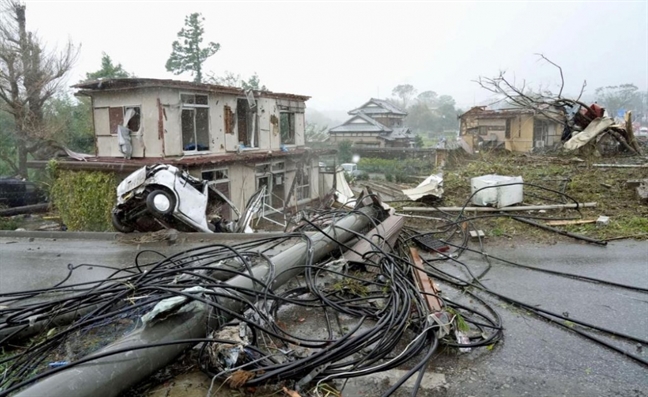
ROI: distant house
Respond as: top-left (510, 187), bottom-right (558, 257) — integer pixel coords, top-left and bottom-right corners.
top-left (458, 106), bottom-right (565, 153)
top-left (328, 98), bottom-right (413, 148)
top-left (28, 78), bottom-right (330, 213)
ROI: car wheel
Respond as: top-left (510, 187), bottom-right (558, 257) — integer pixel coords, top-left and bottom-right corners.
top-left (111, 211), bottom-right (135, 233)
top-left (146, 189), bottom-right (176, 216)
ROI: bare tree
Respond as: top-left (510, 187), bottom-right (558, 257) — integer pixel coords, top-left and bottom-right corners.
top-left (475, 54), bottom-right (589, 125)
top-left (0, 0), bottom-right (77, 176)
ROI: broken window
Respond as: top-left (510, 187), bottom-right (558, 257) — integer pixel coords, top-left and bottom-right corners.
top-left (224, 105), bottom-right (235, 134)
top-left (181, 93), bottom-right (210, 152)
top-left (280, 113), bottom-right (296, 144)
top-left (237, 98), bottom-right (258, 148)
top-left (108, 106), bottom-right (141, 135)
top-left (256, 162), bottom-right (285, 208)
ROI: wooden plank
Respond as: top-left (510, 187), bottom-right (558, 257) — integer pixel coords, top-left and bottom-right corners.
top-left (409, 247), bottom-right (443, 312)
top-left (545, 219), bottom-right (597, 226)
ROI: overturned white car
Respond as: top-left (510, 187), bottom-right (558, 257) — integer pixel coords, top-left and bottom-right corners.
top-left (111, 164), bottom-right (263, 233)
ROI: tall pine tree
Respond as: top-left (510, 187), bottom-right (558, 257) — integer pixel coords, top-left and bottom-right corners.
top-left (165, 13), bottom-right (220, 83)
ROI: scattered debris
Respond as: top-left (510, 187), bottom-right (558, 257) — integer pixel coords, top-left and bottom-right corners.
top-left (469, 230), bottom-right (486, 239)
top-left (402, 173), bottom-right (444, 201)
top-left (637, 181), bottom-right (648, 204)
top-left (564, 117), bottom-right (615, 151)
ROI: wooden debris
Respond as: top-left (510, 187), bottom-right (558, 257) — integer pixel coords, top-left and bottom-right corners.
top-left (228, 370), bottom-right (254, 388)
top-left (282, 387), bottom-right (302, 397)
top-left (410, 247), bottom-right (443, 312)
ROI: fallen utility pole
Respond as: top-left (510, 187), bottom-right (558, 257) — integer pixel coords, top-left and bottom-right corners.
top-left (14, 205), bottom-right (384, 397)
top-left (402, 202), bottom-right (597, 213)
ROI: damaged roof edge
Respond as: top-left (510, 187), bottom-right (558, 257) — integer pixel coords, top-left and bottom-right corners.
top-left (72, 78), bottom-right (311, 101)
top-left (27, 148), bottom-right (337, 172)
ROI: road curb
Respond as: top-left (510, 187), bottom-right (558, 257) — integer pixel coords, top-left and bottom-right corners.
top-left (0, 230), bottom-right (297, 242)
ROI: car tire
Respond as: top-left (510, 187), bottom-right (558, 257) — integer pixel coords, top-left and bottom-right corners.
top-left (111, 211), bottom-right (135, 233)
top-left (146, 189), bottom-right (176, 216)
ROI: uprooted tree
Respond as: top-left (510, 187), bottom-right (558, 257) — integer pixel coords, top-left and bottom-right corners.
top-left (0, 0), bottom-right (77, 177)
top-left (475, 54), bottom-right (641, 155)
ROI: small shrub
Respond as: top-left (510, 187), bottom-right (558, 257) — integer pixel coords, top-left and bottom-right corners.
top-left (50, 169), bottom-right (117, 231)
top-left (0, 218), bottom-right (19, 230)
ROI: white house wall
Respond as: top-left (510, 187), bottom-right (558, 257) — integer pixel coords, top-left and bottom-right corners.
top-left (91, 88), bottom-right (306, 158)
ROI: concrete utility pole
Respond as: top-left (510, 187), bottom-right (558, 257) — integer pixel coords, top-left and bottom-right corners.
top-left (15, 206), bottom-right (383, 397)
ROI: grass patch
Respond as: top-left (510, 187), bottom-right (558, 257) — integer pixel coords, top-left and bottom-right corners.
top-left (0, 218), bottom-right (19, 230)
top-left (406, 150), bottom-right (648, 242)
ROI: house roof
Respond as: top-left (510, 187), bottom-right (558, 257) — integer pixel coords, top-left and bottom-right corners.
top-left (378, 127), bottom-right (412, 141)
top-left (329, 112), bottom-right (393, 133)
top-left (458, 106), bottom-right (564, 121)
top-left (348, 98), bottom-right (407, 116)
top-left (73, 78), bottom-right (310, 101)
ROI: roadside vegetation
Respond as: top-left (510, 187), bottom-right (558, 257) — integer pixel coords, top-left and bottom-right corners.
top-left (401, 150), bottom-right (648, 242)
top-left (49, 162), bottom-right (116, 231)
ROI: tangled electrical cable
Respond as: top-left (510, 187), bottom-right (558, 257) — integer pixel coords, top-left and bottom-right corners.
top-left (0, 206), bottom-right (501, 397)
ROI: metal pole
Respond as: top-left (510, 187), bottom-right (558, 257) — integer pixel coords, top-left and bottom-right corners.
top-left (15, 206), bottom-right (381, 397)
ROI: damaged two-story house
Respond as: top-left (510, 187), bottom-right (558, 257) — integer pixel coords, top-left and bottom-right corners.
top-left (328, 98), bottom-right (414, 148)
top-left (29, 78), bottom-right (329, 219)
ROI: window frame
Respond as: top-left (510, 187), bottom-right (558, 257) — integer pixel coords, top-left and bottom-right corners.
top-left (180, 92), bottom-right (210, 154)
top-left (280, 112), bottom-right (296, 145)
top-left (296, 164), bottom-right (311, 202)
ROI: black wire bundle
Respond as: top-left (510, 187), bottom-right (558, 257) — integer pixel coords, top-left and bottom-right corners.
top-left (0, 215), bottom-right (503, 397)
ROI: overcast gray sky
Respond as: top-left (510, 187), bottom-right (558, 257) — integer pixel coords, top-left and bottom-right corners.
top-left (26, 0), bottom-right (648, 114)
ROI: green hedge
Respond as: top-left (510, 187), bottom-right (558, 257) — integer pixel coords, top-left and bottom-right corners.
top-left (357, 157), bottom-right (433, 183)
top-left (50, 165), bottom-right (117, 231)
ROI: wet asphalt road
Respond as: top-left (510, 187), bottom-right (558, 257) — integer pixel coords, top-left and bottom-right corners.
top-left (432, 240), bottom-right (648, 397)
top-left (0, 236), bottom-right (647, 396)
